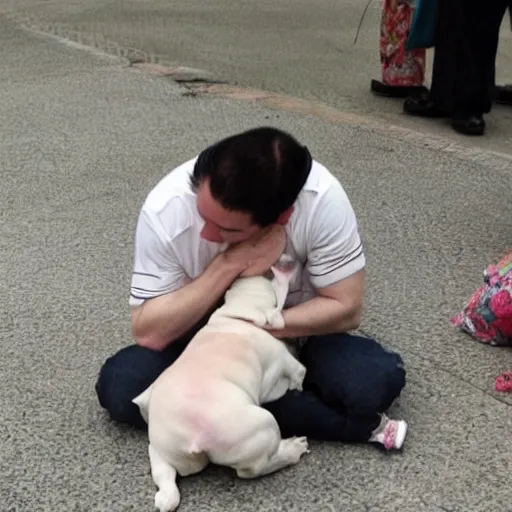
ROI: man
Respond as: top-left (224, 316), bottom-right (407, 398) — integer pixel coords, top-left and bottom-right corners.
top-left (96, 127), bottom-right (407, 450)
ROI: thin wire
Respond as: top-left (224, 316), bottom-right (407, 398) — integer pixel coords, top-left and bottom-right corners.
top-left (353, 0), bottom-right (375, 45)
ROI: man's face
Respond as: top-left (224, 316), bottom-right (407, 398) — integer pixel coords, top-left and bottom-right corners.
top-left (196, 180), bottom-right (262, 244)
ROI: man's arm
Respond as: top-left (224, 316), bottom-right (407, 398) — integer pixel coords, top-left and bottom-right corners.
top-left (132, 253), bottom-right (244, 351)
top-left (265, 269), bottom-right (364, 339)
top-left (267, 177), bottom-right (366, 339)
top-left (130, 209), bottom-right (286, 351)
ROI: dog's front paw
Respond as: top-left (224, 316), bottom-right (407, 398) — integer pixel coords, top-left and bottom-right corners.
top-left (249, 311), bottom-right (269, 327)
top-left (266, 308), bottom-right (285, 329)
top-left (155, 489), bottom-right (180, 512)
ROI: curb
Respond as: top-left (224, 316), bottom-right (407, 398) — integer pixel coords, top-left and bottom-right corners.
top-left (133, 62), bottom-right (512, 171)
top-left (14, 18), bottom-right (512, 171)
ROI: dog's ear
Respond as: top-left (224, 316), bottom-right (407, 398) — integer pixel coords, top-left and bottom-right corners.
top-left (270, 255), bottom-right (297, 312)
top-left (132, 384), bottom-right (154, 424)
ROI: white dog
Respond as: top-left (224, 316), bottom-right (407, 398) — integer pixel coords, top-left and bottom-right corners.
top-left (133, 258), bottom-right (309, 512)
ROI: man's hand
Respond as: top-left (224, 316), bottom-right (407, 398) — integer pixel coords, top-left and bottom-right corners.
top-left (262, 270), bottom-right (365, 339)
top-left (224, 225), bottom-right (286, 278)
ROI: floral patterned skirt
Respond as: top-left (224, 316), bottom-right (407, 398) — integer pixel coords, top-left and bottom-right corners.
top-left (380, 0), bottom-right (426, 87)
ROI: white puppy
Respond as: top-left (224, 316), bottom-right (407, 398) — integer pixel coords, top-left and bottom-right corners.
top-left (133, 258), bottom-right (309, 512)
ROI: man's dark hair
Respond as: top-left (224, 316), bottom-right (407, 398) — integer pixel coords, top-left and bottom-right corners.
top-left (190, 127), bottom-right (313, 227)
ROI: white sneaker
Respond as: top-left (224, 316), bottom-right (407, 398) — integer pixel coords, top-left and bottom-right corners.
top-left (369, 414), bottom-right (408, 450)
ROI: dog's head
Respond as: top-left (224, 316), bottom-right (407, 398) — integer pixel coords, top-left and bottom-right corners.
top-left (213, 255), bottom-right (297, 328)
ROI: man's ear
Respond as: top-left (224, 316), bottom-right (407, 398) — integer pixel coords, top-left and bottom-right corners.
top-left (270, 255), bottom-right (297, 312)
top-left (275, 206), bottom-right (294, 225)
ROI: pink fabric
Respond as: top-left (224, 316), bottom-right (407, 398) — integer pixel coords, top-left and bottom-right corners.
top-left (495, 372), bottom-right (512, 392)
top-left (380, 0), bottom-right (426, 86)
top-left (383, 421), bottom-right (397, 450)
top-left (451, 251), bottom-right (512, 346)
top-left (451, 251), bottom-right (512, 393)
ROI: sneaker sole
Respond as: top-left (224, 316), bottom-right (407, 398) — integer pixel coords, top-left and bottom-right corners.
top-left (394, 421), bottom-right (408, 450)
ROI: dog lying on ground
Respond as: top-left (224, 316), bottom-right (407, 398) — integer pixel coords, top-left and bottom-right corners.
top-left (133, 258), bottom-right (309, 512)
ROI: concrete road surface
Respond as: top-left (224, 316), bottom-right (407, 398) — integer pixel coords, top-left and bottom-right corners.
top-left (1, 0), bottom-right (512, 155)
top-left (1, 11), bottom-right (512, 512)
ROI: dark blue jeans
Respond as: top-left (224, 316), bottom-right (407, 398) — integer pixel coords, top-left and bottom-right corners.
top-left (95, 332), bottom-right (405, 442)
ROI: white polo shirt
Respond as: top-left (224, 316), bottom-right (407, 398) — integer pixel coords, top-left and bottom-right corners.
top-left (129, 157), bottom-right (365, 308)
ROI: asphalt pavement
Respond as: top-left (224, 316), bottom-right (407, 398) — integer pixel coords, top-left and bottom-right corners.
top-left (1, 12), bottom-right (512, 512)
top-left (2, 0), bottom-right (512, 155)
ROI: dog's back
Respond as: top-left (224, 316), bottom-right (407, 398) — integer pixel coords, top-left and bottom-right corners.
top-left (134, 271), bottom-right (307, 512)
top-left (147, 321), bottom-right (287, 431)
top-left (146, 322), bottom-right (293, 477)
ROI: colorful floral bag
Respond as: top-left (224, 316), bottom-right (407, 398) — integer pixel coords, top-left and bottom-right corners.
top-left (450, 251), bottom-right (512, 346)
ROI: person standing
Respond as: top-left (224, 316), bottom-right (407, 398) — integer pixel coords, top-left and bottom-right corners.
top-left (371, 0), bottom-right (428, 98)
top-left (403, 0), bottom-right (511, 135)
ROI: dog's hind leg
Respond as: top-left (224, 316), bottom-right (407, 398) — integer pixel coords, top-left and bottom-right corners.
top-left (260, 346), bottom-right (307, 403)
top-left (148, 444), bottom-right (180, 512)
top-left (282, 350), bottom-right (306, 392)
top-left (237, 435), bottom-right (309, 479)
top-left (209, 406), bottom-right (309, 480)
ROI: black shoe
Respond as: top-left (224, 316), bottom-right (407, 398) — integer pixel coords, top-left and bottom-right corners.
top-left (371, 79), bottom-right (429, 98)
top-left (403, 93), bottom-right (448, 118)
top-left (494, 84), bottom-right (512, 106)
top-left (451, 115), bottom-right (485, 136)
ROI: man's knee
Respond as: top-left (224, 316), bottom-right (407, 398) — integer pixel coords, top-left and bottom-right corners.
top-left (95, 344), bottom-right (174, 429)
top-left (301, 333), bottom-right (406, 414)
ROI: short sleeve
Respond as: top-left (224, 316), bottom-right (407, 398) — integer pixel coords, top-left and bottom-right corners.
top-left (129, 210), bottom-right (187, 307)
top-left (306, 183), bottom-right (366, 290)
